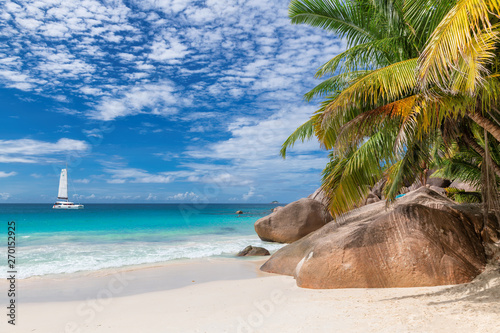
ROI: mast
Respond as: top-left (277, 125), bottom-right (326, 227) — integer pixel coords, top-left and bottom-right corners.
top-left (57, 169), bottom-right (68, 201)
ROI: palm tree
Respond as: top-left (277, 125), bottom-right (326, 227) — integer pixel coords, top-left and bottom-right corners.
top-left (409, 0), bottom-right (500, 220)
top-left (283, 0), bottom-right (500, 217)
top-left (282, 0), bottom-right (442, 215)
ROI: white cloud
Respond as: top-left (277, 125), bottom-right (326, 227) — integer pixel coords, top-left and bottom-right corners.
top-left (0, 193), bottom-right (11, 200)
top-left (187, 105), bottom-right (321, 161)
top-left (167, 191), bottom-right (199, 201)
top-left (0, 138), bottom-right (90, 163)
top-left (136, 0), bottom-right (194, 14)
top-left (89, 81), bottom-right (183, 121)
top-left (0, 171), bottom-right (17, 178)
top-left (82, 129), bottom-right (103, 139)
top-left (122, 195), bottom-right (141, 200)
top-left (182, 104), bottom-right (328, 196)
top-left (154, 152), bottom-right (179, 161)
top-left (0, 138), bottom-right (89, 156)
top-left (105, 167), bottom-right (173, 184)
top-left (0, 69), bottom-right (40, 91)
top-left (80, 86), bottom-right (102, 96)
top-left (145, 193), bottom-right (157, 200)
top-left (242, 186), bottom-right (255, 201)
top-left (148, 38), bottom-right (189, 63)
top-left (73, 193), bottom-right (96, 199)
top-left (74, 178), bottom-right (90, 184)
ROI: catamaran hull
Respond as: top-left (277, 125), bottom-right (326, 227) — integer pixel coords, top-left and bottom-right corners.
top-left (53, 204), bottom-right (84, 209)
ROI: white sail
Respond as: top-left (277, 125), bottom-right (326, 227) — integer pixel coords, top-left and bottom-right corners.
top-left (53, 168), bottom-right (83, 209)
top-left (57, 169), bottom-right (68, 200)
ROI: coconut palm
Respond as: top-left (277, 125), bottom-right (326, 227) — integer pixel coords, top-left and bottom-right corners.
top-left (282, 0), bottom-right (441, 215)
top-left (283, 0), bottom-right (500, 217)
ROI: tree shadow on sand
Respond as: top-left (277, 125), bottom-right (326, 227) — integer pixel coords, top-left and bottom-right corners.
top-left (381, 267), bottom-right (500, 312)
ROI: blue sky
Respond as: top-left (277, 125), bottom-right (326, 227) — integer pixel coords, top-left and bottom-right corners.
top-left (0, 0), bottom-right (343, 203)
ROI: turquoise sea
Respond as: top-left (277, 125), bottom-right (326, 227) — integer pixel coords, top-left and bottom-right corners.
top-left (0, 204), bottom-right (284, 278)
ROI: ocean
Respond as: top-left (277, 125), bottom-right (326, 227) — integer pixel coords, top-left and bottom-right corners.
top-left (0, 204), bottom-right (284, 279)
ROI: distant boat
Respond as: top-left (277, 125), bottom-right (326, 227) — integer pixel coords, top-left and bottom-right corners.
top-left (53, 168), bottom-right (84, 209)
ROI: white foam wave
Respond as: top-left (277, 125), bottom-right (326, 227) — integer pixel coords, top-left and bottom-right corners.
top-left (5, 236), bottom-right (285, 278)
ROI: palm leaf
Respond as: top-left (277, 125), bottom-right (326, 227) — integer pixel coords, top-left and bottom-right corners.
top-left (304, 70), bottom-right (368, 101)
top-left (445, 187), bottom-right (482, 203)
top-left (321, 58), bottom-right (418, 128)
top-left (322, 130), bottom-right (396, 217)
top-left (418, 0), bottom-right (500, 94)
top-left (289, 0), bottom-right (377, 47)
top-left (281, 116), bottom-right (317, 158)
top-left (314, 37), bottom-right (408, 78)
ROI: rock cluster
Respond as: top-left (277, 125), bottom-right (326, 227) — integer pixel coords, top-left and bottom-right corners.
top-left (261, 187), bottom-right (498, 288)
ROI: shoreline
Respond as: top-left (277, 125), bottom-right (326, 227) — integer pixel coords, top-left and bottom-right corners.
top-left (1, 257), bottom-right (272, 302)
top-left (1, 258), bottom-right (499, 332)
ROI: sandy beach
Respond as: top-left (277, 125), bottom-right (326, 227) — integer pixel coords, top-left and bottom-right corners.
top-left (1, 258), bottom-right (500, 333)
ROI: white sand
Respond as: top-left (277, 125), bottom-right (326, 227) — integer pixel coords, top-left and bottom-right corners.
top-left (1, 259), bottom-right (500, 333)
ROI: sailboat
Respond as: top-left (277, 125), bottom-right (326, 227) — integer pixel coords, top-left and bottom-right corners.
top-left (52, 168), bottom-right (84, 209)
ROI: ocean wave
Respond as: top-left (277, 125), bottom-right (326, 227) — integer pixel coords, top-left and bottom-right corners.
top-left (8, 236), bottom-right (285, 278)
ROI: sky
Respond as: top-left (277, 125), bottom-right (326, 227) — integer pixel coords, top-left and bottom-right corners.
top-left (0, 0), bottom-right (344, 203)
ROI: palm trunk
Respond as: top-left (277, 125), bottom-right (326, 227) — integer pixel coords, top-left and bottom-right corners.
top-left (462, 132), bottom-right (500, 178)
top-left (467, 111), bottom-right (500, 142)
top-left (480, 128), bottom-right (500, 237)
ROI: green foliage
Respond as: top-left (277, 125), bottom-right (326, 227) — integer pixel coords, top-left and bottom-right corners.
top-left (284, 0), bottom-right (500, 218)
top-left (445, 187), bottom-right (482, 203)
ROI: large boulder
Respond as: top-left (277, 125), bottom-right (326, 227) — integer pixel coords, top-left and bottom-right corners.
top-left (261, 187), bottom-right (494, 288)
top-left (254, 198), bottom-right (332, 243)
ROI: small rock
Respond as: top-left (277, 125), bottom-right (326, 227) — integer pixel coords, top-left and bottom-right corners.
top-left (237, 245), bottom-right (270, 256)
top-left (236, 210), bottom-right (243, 214)
top-left (364, 193), bottom-right (380, 205)
top-left (427, 177), bottom-right (452, 188)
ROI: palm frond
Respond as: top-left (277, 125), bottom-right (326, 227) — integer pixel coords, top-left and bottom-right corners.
top-left (304, 71), bottom-right (368, 101)
top-left (322, 130), bottom-right (396, 217)
top-left (289, 0), bottom-right (377, 46)
top-left (403, 0), bottom-right (456, 49)
top-left (433, 157), bottom-right (483, 188)
top-left (384, 137), bottom-right (432, 200)
top-left (418, 0), bottom-right (500, 94)
top-left (445, 187), bottom-right (482, 203)
top-left (335, 95), bottom-right (418, 151)
top-left (314, 37), bottom-right (407, 78)
top-left (321, 58), bottom-right (418, 128)
top-left (280, 116), bottom-right (317, 158)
